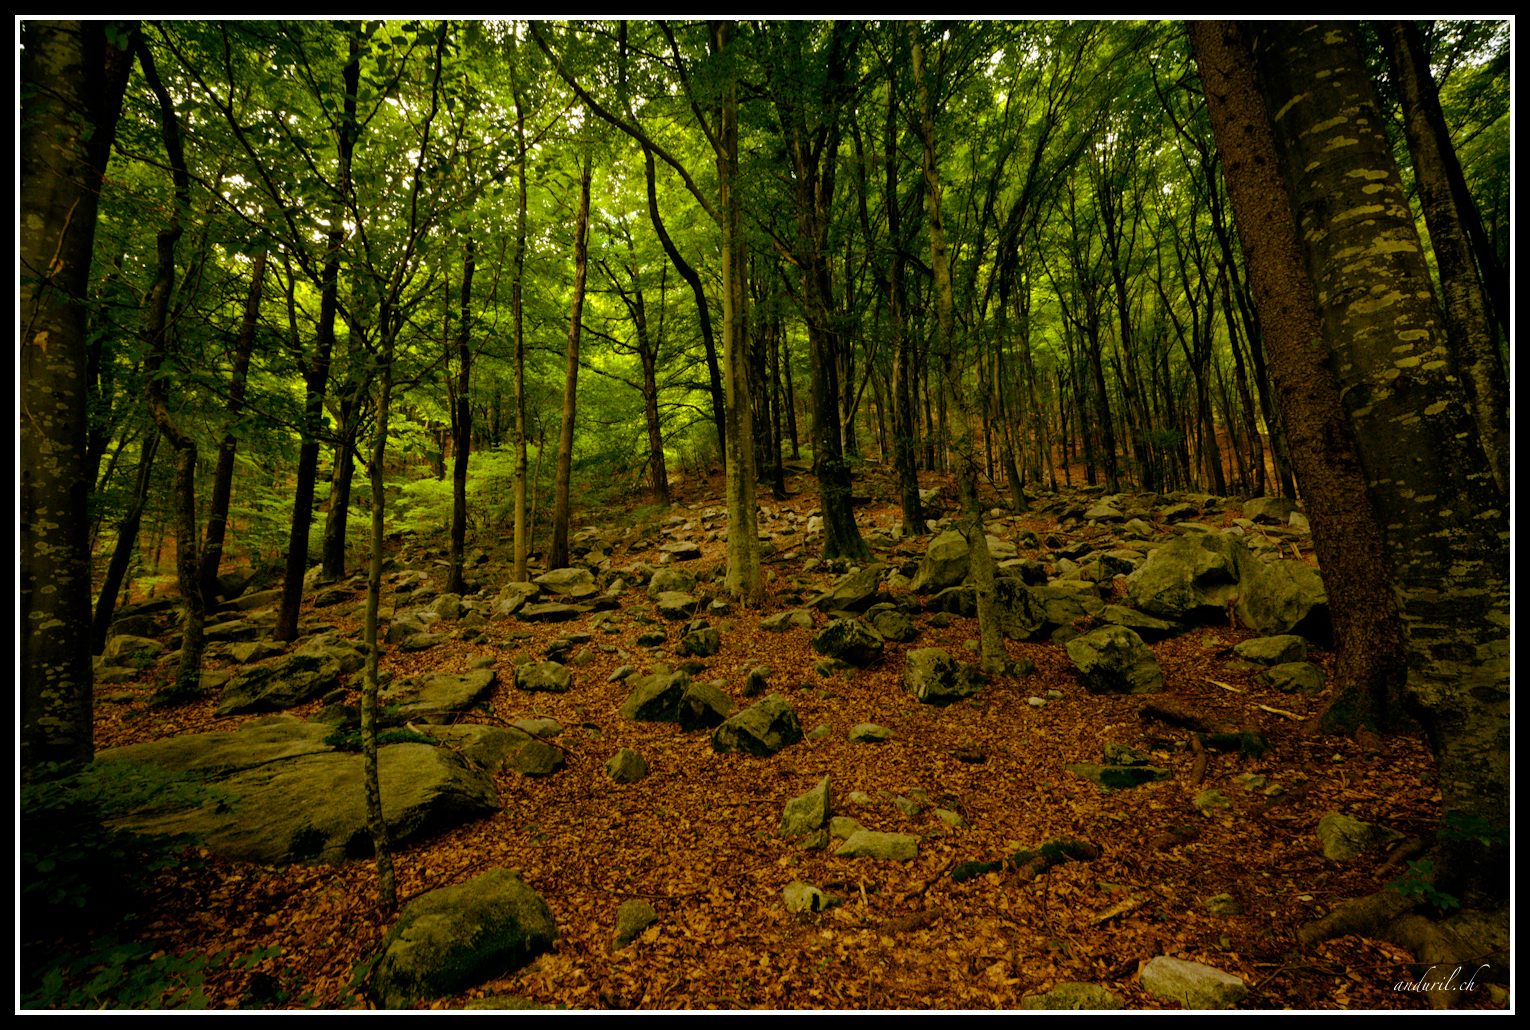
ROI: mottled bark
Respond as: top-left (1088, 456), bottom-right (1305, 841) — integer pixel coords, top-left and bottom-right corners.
top-left (550, 150), bottom-right (591, 572)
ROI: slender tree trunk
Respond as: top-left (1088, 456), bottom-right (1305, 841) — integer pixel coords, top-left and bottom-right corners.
top-left (447, 239), bottom-right (475, 595)
top-left (320, 386), bottom-right (358, 581)
top-left (511, 80), bottom-right (530, 582)
top-left (200, 246), bottom-right (266, 602)
top-left (550, 150), bottom-right (592, 571)
top-left (91, 432), bottom-right (160, 654)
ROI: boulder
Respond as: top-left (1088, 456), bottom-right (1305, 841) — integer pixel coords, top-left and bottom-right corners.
top-left (1139, 955), bottom-right (1247, 1010)
top-left (848, 723), bottom-right (893, 744)
top-left (810, 618), bottom-right (885, 667)
top-left (382, 669), bottom-right (497, 720)
top-left (102, 634), bottom-right (167, 666)
top-left (1317, 812), bottom-right (1401, 861)
top-left (532, 567), bottom-right (598, 598)
top-left (604, 748), bottom-right (648, 784)
top-left (1020, 983), bottom-right (1124, 1010)
top-left (677, 680), bottom-right (735, 730)
top-left (903, 647), bottom-right (981, 706)
top-left (1125, 531), bottom-right (1248, 622)
top-left (1236, 558), bottom-right (1329, 640)
top-left (781, 881), bottom-right (838, 914)
top-left (646, 566), bottom-right (696, 599)
top-left (1234, 635), bottom-right (1308, 666)
top-left (1266, 661), bottom-right (1325, 694)
top-left (911, 529), bottom-right (970, 593)
top-left (654, 591), bottom-right (700, 621)
top-left (677, 623), bottom-right (722, 658)
top-left (421, 725), bottom-right (564, 777)
top-left (1243, 495), bottom-right (1298, 525)
top-left (372, 869), bottom-right (556, 1010)
top-left (711, 695), bottom-right (803, 756)
top-left (761, 610), bottom-right (815, 632)
top-left (809, 566), bottom-right (882, 612)
top-left (1065, 626), bottom-right (1164, 694)
top-left (514, 661), bottom-right (572, 693)
top-left (619, 670), bottom-right (691, 722)
top-left (516, 602), bottom-right (589, 623)
top-left (864, 604), bottom-right (917, 643)
top-left (493, 582), bottom-right (540, 617)
top-left (834, 830), bottom-right (918, 861)
top-left (779, 776), bottom-right (832, 838)
top-left (216, 652), bottom-right (344, 716)
top-left (612, 899), bottom-right (658, 949)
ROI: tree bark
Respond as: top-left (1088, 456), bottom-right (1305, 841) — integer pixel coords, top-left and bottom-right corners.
top-left (91, 432), bottom-right (160, 654)
top-left (447, 239), bottom-right (475, 595)
top-left (550, 150), bottom-right (592, 572)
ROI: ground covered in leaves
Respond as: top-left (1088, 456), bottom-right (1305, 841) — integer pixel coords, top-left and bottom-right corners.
top-left (52, 468), bottom-right (1491, 1011)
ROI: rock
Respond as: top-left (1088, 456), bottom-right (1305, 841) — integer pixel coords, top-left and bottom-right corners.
top-left (1243, 495), bottom-right (1297, 525)
top-left (382, 669), bottom-right (497, 720)
top-left (1193, 788), bottom-right (1233, 816)
top-left (646, 567), bottom-right (696, 599)
top-left (1139, 955), bottom-right (1248, 1010)
top-left (911, 529), bottom-right (970, 593)
top-left (226, 640), bottom-right (286, 665)
top-left (677, 680), bottom-right (736, 730)
top-left (619, 669), bottom-right (691, 722)
top-left (1020, 983), bottom-right (1124, 1010)
top-left (1103, 743), bottom-right (1150, 765)
top-left (760, 610), bottom-right (814, 632)
top-left (810, 618), bottom-right (885, 667)
top-left (659, 540), bottom-right (702, 561)
top-left (848, 723), bottom-right (893, 744)
top-left (532, 567), bottom-right (598, 598)
top-left (431, 593), bottom-right (464, 620)
top-left (612, 899), bottom-right (657, 949)
top-left (1204, 893), bottom-right (1243, 916)
top-left (781, 881), bottom-right (837, 914)
top-left (1085, 501), bottom-right (1124, 522)
top-left (654, 591), bottom-right (700, 621)
top-left (809, 566), bottom-right (882, 612)
top-left (1158, 502), bottom-right (1199, 523)
top-left (296, 636), bottom-right (367, 674)
top-left (204, 617), bottom-right (266, 643)
top-left (864, 604), bottom-right (917, 643)
top-left (1097, 604), bottom-right (1180, 642)
top-left (1266, 661), bottom-right (1325, 694)
top-left (1125, 531), bottom-right (1247, 622)
top-left (711, 695), bottom-right (803, 756)
top-left (1234, 635), bottom-right (1308, 666)
top-left (1065, 626), bottom-right (1164, 694)
top-left (513, 718), bottom-right (562, 739)
top-left (372, 869), bottom-right (556, 1010)
top-left (780, 776), bottom-right (832, 838)
top-left (935, 808), bottom-right (965, 829)
top-left (828, 816), bottom-right (865, 839)
top-left (903, 647), bottom-right (981, 706)
top-left (216, 652), bottom-right (344, 716)
top-left (514, 661), bottom-right (572, 693)
top-left (605, 748), bottom-right (648, 784)
top-left (494, 582), bottom-right (540, 617)
top-left (834, 830), bottom-right (918, 861)
top-left (677, 624), bottom-right (722, 658)
top-left (422, 724), bottom-right (564, 777)
top-left (1236, 558), bottom-right (1329, 640)
top-left (743, 665), bottom-right (771, 697)
top-left (1317, 812), bottom-right (1401, 861)
top-left (516, 602), bottom-right (588, 623)
top-left (103, 728), bottom-right (496, 865)
top-left (1065, 762), bottom-right (1172, 790)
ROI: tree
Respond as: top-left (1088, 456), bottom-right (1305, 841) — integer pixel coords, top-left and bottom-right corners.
top-left (21, 21), bottom-right (138, 771)
top-left (1192, 18), bottom-right (1507, 933)
top-left (549, 148), bottom-right (593, 571)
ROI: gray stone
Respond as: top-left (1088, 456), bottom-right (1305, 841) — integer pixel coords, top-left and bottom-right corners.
top-left (828, 816), bottom-right (865, 839)
top-left (605, 748), bottom-right (648, 784)
top-left (848, 723), bottom-right (893, 744)
top-left (646, 566), bottom-right (696, 599)
top-left (382, 669), bottom-right (497, 719)
top-left (373, 869), bottom-right (556, 1010)
top-left (619, 670), bottom-right (691, 722)
top-left (911, 529), bottom-right (970, 593)
top-left (217, 652), bottom-right (345, 716)
top-left (1266, 661), bottom-right (1325, 694)
top-left (935, 808), bottom-right (965, 829)
top-left (711, 695), bottom-right (803, 756)
top-left (834, 830), bottom-right (918, 861)
top-left (659, 540), bottom-right (701, 560)
top-left (612, 899), bottom-right (657, 948)
top-left (655, 591), bottom-right (701, 621)
top-left (809, 566), bottom-right (882, 612)
top-left (903, 647), bottom-right (981, 706)
top-left (761, 610), bottom-right (814, 632)
top-left (1139, 955), bottom-right (1247, 1009)
top-left (514, 661), bottom-right (572, 693)
top-left (1193, 788), bottom-right (1233, 816)
top-left (677, 680), bottom-right (736, 730)
top-left (1065, 763), bottom-right (1173, 790)
top-left (678, 624), bottom-right (722, 658)
top-left (516, 601), bottom-right (589, 623)
top-left (743, 665), bottom-right (771, 697)
top-left (1243, 495), bottom-right (1297, 525)
top-left (1020, 983), bottom-right (1124, 1010)
top-left (422, 724), bottom-right (564, 777)
top-left (513, 718), bottom-right (562, 739)
top-left (204, 618), bottom-right (266, 643)
top-left (1237, 558), bottom-right (1328, 640)
top-left (1066, 625), bottom-right (1164, 694)
top-left (226, 640), bottom-right (286, 665)
top-left (810, 618), bottom-right (885, 667)
top-left (1234, 635), bottom-right (1308, 666)
top-left (1125, 531), bottom-right (1248, 622)
top-left (533, 567), bottom-right (598, 598)
top-left (782, 881), bottom-right (838, 914)
top-left (431, 593), bottom-right (464, 620)
top-left (864, 605), bottom-right (917, 643)
top-left (1317, 812), bottom-right (1401, 861)
top-left (780, 775), bottom-right (832, 838)
top-left (1205, 893), bottom-right (1243, 916)
top-left (493, 582), bottom-right (540, 617)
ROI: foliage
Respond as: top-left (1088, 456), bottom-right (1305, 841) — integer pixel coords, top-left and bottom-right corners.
top-left (1386, 859), bottom-right (1459, 913)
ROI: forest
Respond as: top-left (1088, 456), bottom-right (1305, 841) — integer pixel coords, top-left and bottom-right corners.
top-left (19, 19), bottom-right (1510, 1011)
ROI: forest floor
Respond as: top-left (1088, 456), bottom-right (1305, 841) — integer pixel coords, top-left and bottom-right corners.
top-left (51, 465), bottom-right (1501, 1011)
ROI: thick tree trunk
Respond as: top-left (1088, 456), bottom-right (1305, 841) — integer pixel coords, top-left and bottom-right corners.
top-left (21, 20), bottom-right (136, 770)
top-left (550, 151), bottom-right (591, 572)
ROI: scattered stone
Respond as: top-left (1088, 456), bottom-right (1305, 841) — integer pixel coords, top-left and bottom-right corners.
top-left (1234, 634), bottom-right (1308, 666)
top-left (780, 776), bottom-right (832, 838)
top-left (654, 591), bottom-right (700, 621)
top-left (382, 669), bottom-right (497, 721)
top-left (1237, 558), bottom-right (1328, 640)
top-left (612, 899), bottom-right (657, 949)
top-left (1065, 626), bottom-right (1164, 695)
top-left (216, 652), bottom-right (344, 717)
top-left (646, 566), bottom-right (696, 599)
top-left (807, 723), bottom-right (833, 742)
top-left (903, 647), bottom-right (981, 706)
top-left (1097, 604), bottom-right (1180, 642)
top-left (607, 666), bottom-right (635, 683)
top-left (494, 582), bottom-right (540, 617)
top-left (619, 670), bottom-right (691, 722)
top-left (911, 529), bottom-right (970, 593)
top-left (659, 541), bottom-right (702, 561)
top-left (1027, 696), bottom-right (1047, 708)
top-left (1065, 762), bottom-right (1172, 790)
top-left (711, 695), bottom-right (803, 756)
top-left (1193, 788), bottom-right (1233, 817)
top-left (1204, 893), bottom-right (1243, 916)
top-left (1020, 983), bottom-right (1124, 1011)
top-left (514, 661), bottom-right (572, 694)
top-left (1243, 496), bottom-right (1298, 525)
top-left (760, 610), bottom-right (815, 632)
top-left (782, 881), bottom-right (838, 915)
top-left (1139, 955), bottom-right (1247, 1010)
top-left (828, 816), bottom-right (865, 839)
top-left (677, 623), bottom-right (722, 658)
top-left (677, 679), bottom-right (736, 730)
top-left (516, 602), bottom-right (588, 623)
top-left (635, 630), bottom-right (667, 647)
top-left (605, 748), bottom-right (648, 784)
top-left (834, 830), bottom-right (919, 861)
top-left (797, 829), bottom-right (829, 851)
top-left (743, 665), bottom-right (771, 697)
top-left (864, 604), bottom-right (917, 643)
top-left (372, 869), bottom-right (556, 1010)
top-left (532, 568), bottom-right (598, 598)
top-left (810, 618), bottom-right (885, 667)
top-left (1125, 532), bottom-right (1247, 622)
top-left (1317, 812), bottom-right (1402, 861)
top-left (226, 640), bottom-right (286, 665)
top-left (809, 565), bottom-right (883, 612)
top-left (422, 725), bottom-right (563, 777)
top-left (848, 723), bottom-right (893, 744)
top-left (513, 718), bottom-right (562, 739)
top-left (935, 808), bottom-right (966, 829)
top-left (1103, 743), bottom-right (1150, 766)
top-left (1266, 661), bottom-right (1325, 694)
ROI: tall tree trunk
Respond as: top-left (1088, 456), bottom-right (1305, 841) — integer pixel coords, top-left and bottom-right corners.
top-left (21, 20), bottom-right (136, 770)
top-left (550, 150), bottom-right (592, 571)
top-left (276, 33), bottom-right (359, 642)
top-left (320, 384), bottom-right (359, 581)
top-left (511, 77), bottom-right (531, 582)
top-left (200, 246), bottom-right (267, 602)
top-left (91, 432), bottom-right (160, 654)
top-left (714, 21), bottom-right (763, 604)
top-left (1380, 21), bottom-right (1509, 497)
top-left (447, 239), bottom-right (475, 595)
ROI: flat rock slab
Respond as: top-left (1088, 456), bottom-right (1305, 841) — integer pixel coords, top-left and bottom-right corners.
top-left (421, 724), bottom-right (564, 777)
top-left (514, 661), bottom-right (572, 693)
top-left (517, 602), bottom-right (590, 623)
top-left (216, 652), bottom-right (345, 717)
top-left (383, 669), bottom-right (497, 718)
top-left (102, 730), bottom-right (497, 865)
top-left (373, 868), bottom-right (556, 1010)
top-left (834, 830), bottom-right (919, 861)
top-left (1139, 955), bottom-right (1248, 1009)
top-left (98, 715), bottom-right (333, 776)
top-left (1020, 982), bottom-right (1123, 1010)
